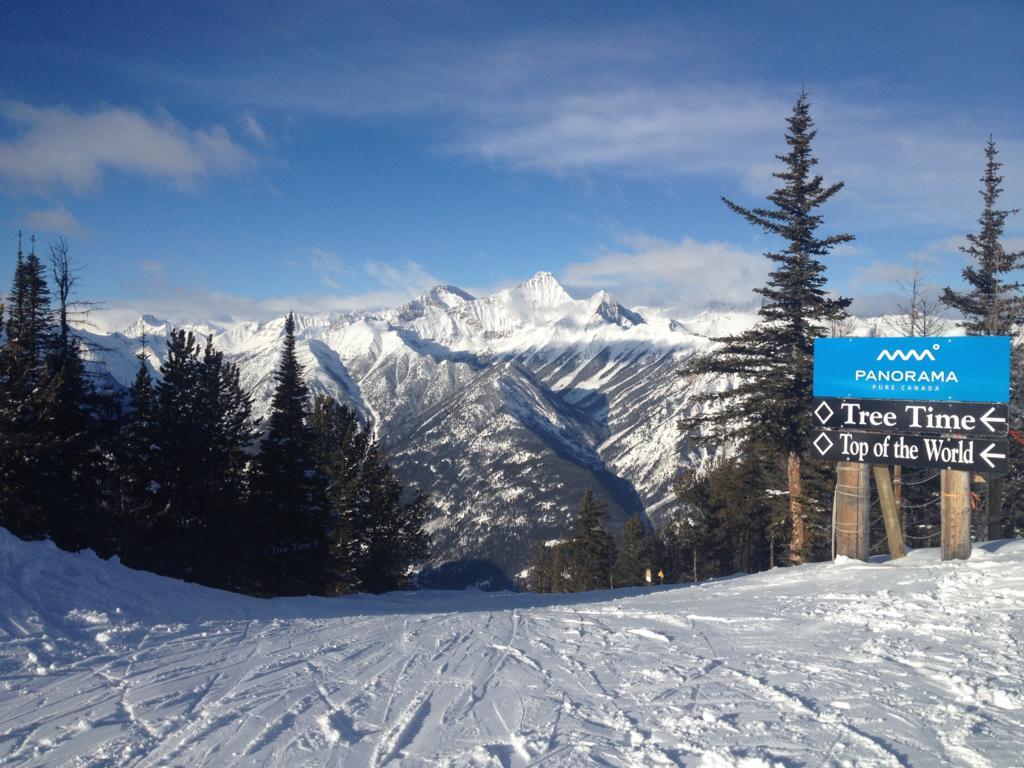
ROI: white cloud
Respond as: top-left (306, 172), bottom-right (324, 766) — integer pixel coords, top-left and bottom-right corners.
top-left (901, 234), bottom-right (1024, 265)
top-left (562, 233), bottom-right (766, 312)
top-left (0, 102), bottom-right (254, 192)
top-left (362, 259), bottom-right (440, 296)
top-left (850, 292), bottom-right (906, 318)
top-left (458, 88), bottom-right (1024, 230)
top-left (310, 248), bottom-right (345, 289)
top-left (844, 233), bottom-right (1024, 317)
top-left (240, 112), bottom-right (269, 145)
top-left (23, 204), bottom-right (85, 237)
top-left (850, 260), bottom-right (916, 289)
top-left (92, 257), bottom-right (441, 332)
top-left (95, 289), bottom-right (421, 333)
top-left (179, 26), bottom-right (1024, 230)
top-left (458, 87), bottom-right (789, 179)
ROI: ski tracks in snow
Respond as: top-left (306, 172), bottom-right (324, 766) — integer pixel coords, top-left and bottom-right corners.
top-left (2, 542), bottom-right (1024, 766)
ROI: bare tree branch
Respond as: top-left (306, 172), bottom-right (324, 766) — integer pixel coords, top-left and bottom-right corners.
top-left (885, 257), bottom-right (949, 337)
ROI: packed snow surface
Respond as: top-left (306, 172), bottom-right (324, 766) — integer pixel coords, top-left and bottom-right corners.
top-left (2, 530), bottom-right (1022, 767)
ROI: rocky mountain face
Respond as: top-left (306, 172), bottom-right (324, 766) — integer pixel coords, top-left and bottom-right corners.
top-left (85, 273), bottom-right (760, 580)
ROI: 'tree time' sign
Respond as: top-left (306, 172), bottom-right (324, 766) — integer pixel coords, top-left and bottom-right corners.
top-left (813, 336), bottom-right (1011, 403)
top-left (812, 397), bottom-right (1009, 436)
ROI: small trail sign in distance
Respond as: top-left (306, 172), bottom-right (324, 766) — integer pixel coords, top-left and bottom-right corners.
top-left (812, 429), bottom-right (1009, 475)
top-left (813, 336), bottom-right (1011, 402)
top-left (812, 398), bottom-right (1009, 436)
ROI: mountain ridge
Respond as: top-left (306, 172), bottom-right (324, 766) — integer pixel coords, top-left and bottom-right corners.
top-left (86, 272), bottom-right (763, 577)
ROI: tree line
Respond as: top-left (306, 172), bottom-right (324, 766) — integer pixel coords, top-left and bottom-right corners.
top-left (0, 244), bottom-right (430, 596)
top-left (528, 489), bottom-right (653, 592)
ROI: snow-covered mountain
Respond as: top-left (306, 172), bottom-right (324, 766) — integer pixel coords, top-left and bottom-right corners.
top-left (85, 272), bottom-right (762, 577)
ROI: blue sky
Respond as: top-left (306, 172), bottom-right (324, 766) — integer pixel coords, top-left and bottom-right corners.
top-left (1, 0), bottom-right (1022, 329)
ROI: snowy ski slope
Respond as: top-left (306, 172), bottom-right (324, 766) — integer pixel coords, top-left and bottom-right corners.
top-left (1, 529), bottom-right (1022, 767)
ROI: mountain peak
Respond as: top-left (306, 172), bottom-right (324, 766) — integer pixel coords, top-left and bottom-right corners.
top-left (513, 271), bottom-right (572, 307)
top-left (121, 314), bottom-right (172, 338)
top-left (424, 284), bottom-right (475, 307)
top-left (390, 284), bottom-right (475, 324)
top-left (586, 290), bottom-right (644, 328)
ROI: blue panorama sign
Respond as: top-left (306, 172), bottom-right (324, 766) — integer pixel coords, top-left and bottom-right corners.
top-left (813, 336), bottom-right (1011, 403)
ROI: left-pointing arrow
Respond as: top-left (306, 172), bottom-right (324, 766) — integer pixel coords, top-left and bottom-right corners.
top-left (980, 443), bottom-right (1007, 469)
top-left (980, 406), bottom-right (1007, 433)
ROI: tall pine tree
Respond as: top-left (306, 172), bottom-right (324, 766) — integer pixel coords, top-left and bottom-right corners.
top-left (251, 313), bottom-right (329, 595)
top-left (43, 238), bottom-right (116, 553)
top-left (0, 235), bottom-right (57, 540)
top-left (4, 235), bottom-right (54, 390)
top-left (941, 138), bottom-right (1023, 540)
top-left (119, 342), bottom-right (160, 555)
top-left (679, 92), bottom-right (852, 564)
top-left (941, 138), bottom-right (1024, 335)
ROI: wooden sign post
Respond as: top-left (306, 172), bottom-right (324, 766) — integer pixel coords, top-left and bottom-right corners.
top-left (872, 465), bottom-right (906, 559)
top-left (940, 469), bottom-right (972, 560)
top-left (835, 461), bottom-right (870, 560)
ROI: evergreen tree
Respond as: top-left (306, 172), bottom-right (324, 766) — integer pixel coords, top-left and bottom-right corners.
top-left (146, 329), bottom-right (255, 584)
top-left (306, 391), bottom-right (431, 595)
top-left (679, 92), bottom-right (852, 564)
top-left (528, 528), bottom-right (573, 593)
top-left (146, 329), bottom-right (203, 575)
top-left (4, 235), bottom-right (54, 390)
top-left (309, 394), bottom-right (365, 594)
top-left (1008, 342), bottom-right (1024, 537)
top-left (568, 489), bottom-right (615, 591)
top-left (528, 541), bottom-right (554, 593)
top-left (709, 447), bottom-right (783, 574)
top-left (651, 514), bottom-right (691, 584)
top-left (674, 469), bottom-right (714, 582)
top-left (42, 239), bottom-right (115, 553)
top-left (251, 313), bottom-right (329, 595)
top-left (0, 293), bottom-right (9, 532)
top-left (941, 138), bottom-right (1024, 335)
top-left (349, 446), bottom-right (430, 593)
top-left (0, 235), bottom-right (57, 539)
top-left (119, 338), bottom-right (160, 556)
top-left (549, 530), bottom-right (572, 593)
top-left (611, 514), bottom-right (651, 588)
top-left (941, 138), bottom-right (1023, 540)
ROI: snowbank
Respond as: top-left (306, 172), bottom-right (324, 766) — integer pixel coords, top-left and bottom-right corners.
top-left (1, 529), bottom-right (1022, 766)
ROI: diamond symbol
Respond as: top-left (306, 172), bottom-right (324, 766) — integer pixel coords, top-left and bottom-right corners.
top-left (814, 400), bottom-right (834, 425)
top-left (813, 431), bottom-right (834, 456)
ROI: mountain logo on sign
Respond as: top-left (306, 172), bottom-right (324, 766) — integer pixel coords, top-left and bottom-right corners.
top-left (857, 343), bottom-right (955, 391)
top-left (876, 345), bottom-right (939, 362)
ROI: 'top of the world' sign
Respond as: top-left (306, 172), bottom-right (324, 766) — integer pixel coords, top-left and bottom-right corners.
top-left (813, 336), bottom-right (1011, 403)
